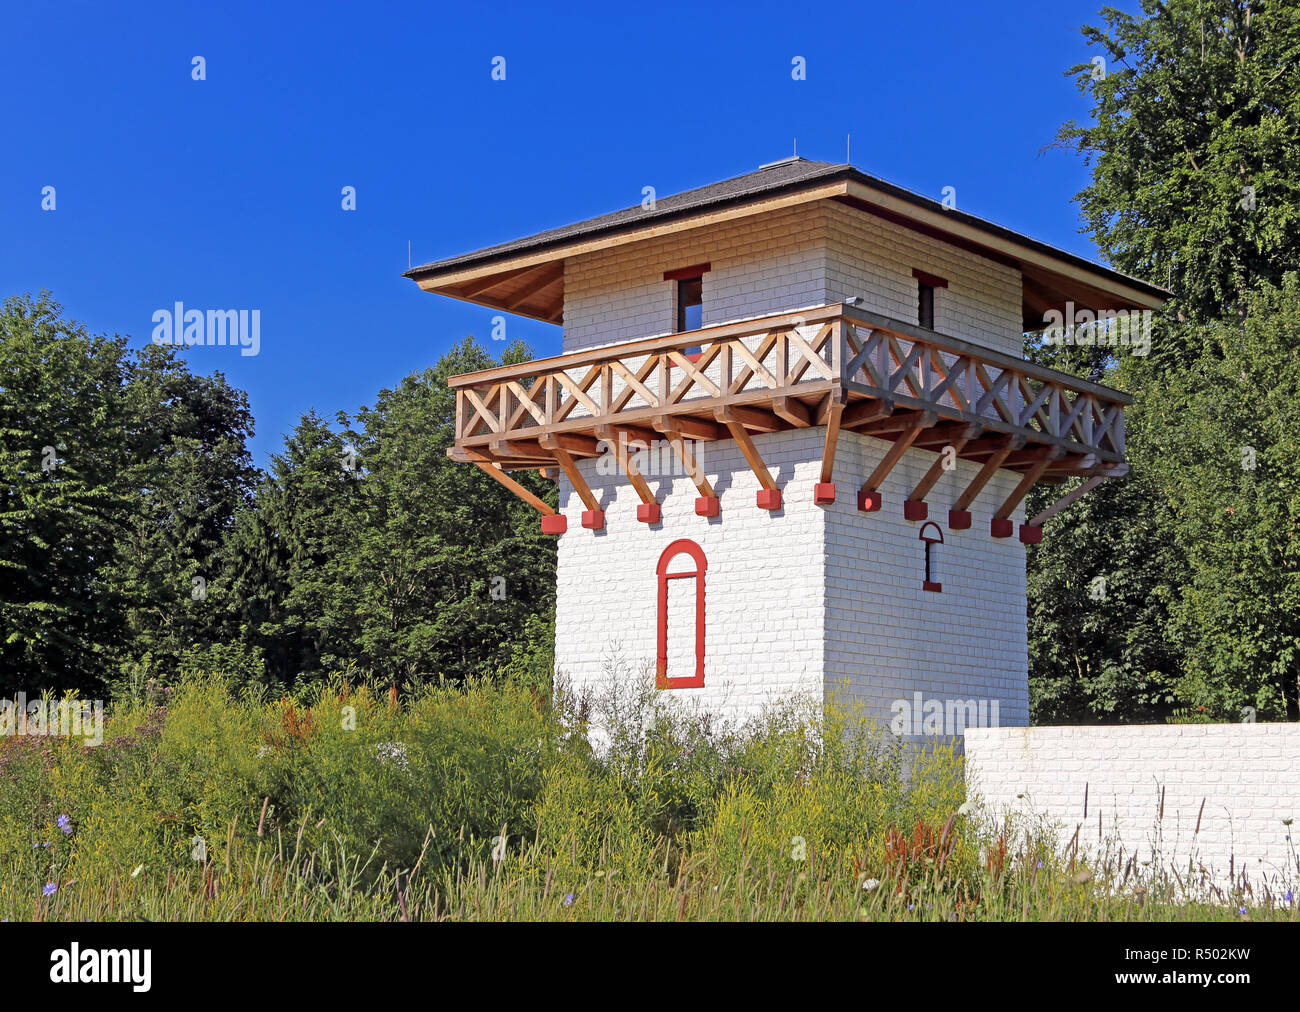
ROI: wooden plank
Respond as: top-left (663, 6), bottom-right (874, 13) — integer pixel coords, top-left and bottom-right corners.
top-left (952, 435), bottom-right (1025, 511)
top-left (474, 461), bottom-right (555, 516)
top-left (772, 396), bottom-right (813, 427)
top-left (603, 429), bottom-right (656, 505)
top-left (909, 423), bottom-right (981, 502)
top-left (723, 420), bottom-right (777, 491)
top-left (715, 404), bottom-right (783, 433)
top-left (548, 445), bottom-right (600, 512)
top-left (994, 449), bottom-right (1065, 520)
top-left (820, 398), bottom-right (844, 485)
top-left (862, 421), bottom-right (926, 492)
top-left (651, 414), bottom-right (719, 441)
top-left (658, 420), bottom-right (715, 498)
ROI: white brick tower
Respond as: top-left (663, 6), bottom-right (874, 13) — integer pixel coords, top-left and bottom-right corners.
top-left (407, 158), bottom-right (1167, 737)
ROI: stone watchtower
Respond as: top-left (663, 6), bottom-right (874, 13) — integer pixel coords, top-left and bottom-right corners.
top-left (406, 157), bottom-right (1167, 736)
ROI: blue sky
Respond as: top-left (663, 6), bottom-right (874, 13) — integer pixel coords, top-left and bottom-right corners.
top-left (2, 0), bottom-right (1122, 466)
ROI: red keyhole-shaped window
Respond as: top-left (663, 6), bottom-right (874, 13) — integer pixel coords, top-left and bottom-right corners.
top-left (656, 539), bottom-right (707, 689)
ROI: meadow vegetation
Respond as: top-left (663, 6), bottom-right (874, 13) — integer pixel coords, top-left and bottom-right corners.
top-left (2, 674), bottom-right (1293, 922)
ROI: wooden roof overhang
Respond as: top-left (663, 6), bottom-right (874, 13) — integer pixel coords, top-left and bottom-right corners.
top-left (448, 303), bottom-right (1134, 536)
top-left (404, 165), bottom-right (1169, 331)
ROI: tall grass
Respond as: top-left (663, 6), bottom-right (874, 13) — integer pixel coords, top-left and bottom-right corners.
top-left (0, 674), bottom-right (1293, 921)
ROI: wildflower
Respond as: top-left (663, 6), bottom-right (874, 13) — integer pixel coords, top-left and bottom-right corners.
top-left (1035, 861), bottom-right (1044, 869)
top-left (1284, 890), bottom-right (1293, 905)
top-left (43, 883), bottom-right (57, 896)
top-left (563, 893), bottom-right (575, 907)
top-left (131, 864), bottom-right (145, 879)
top-left (1238, 906), bottom-right (1247, 916)
top-left (57, 815), bottom-right (72, 834)
top-left (861, 878), bottom-right (881, 892)
top-left (374, 741), bottom-right (410, 770)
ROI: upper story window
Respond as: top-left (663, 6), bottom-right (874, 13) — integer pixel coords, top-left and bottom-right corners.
top-left (665, 263), bottom-right (710, 334)
top-left (912, 268), bottom-right (948, 331)
top-left (677, 276), bottom-right (702, 332)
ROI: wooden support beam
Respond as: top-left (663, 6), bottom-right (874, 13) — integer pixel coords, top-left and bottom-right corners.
top-left (658, 420), bottom-right (716, 498)
top-left (714, 404), bottom-right (783, 433)
top-left (952, 435), bottom-right (1025, 511)
top-left (855, 409), bottom-right (936, 436)
top-left (601, 428), bottom-right (657, 506)
top-left (994, 448), bottom-right (1066, 520)
top-left (909, 423), bottom-right (981, 503)
top-left (721, 419), bottom-right (777, 490)
top-left (841, 398), bottom-right (894, 428)
top-left (1027, 465), bottom-right (1129, 526)
top-left (861, 419), bottom-right (927, 494)
top-left (595, 423), bottom-right (658, 448)
top-left (912, 421), bottom-right (981, 449)
top-left (545, 445), bottom-right (601, 512)
top-left (772, 396), bottom-right (813, 427)
top-left (650, 414), bottom-right (719, 441)
top-left (820, 398), bottom-right (844, 486)
top-left (539, 432), bottom-right (602, 456)
top-left (474, 461), bottom-right (555, 516)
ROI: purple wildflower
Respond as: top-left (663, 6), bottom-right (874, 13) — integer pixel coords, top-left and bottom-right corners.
top-left (563, 893), bottom-right (575, 907)
top-left (43, 883), bottom-right (56, 896)
top-left (57, 815), bottom-right (72, 834)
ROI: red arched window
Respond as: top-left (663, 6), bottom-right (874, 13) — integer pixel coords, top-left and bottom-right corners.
top-left (656, 539), bottom-right (707, 688)
top-left (919, 522), bottom-right (944, 593)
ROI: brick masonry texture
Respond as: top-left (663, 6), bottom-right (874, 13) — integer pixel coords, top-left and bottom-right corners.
top-left (552, 427), bottom-right (1032, 735)
top-left (965, 725), bottom-right (1300, 888)
top-left (553, 199), bottom-right (1033, 733)
top-left (561, 202), bottom-right (1025, 357)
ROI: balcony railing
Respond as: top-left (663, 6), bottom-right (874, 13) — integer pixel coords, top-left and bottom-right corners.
top-left (448, 303), bottom-right (1130, 534)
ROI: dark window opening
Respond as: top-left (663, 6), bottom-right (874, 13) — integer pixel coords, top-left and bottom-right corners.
top-left (677, 276), bottom-right (703, 334)
top-left (918, 283), bottom-right (935, 330)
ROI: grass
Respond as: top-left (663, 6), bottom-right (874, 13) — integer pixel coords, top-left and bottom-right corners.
top-left (1, 674), bottom-right (1295, 922)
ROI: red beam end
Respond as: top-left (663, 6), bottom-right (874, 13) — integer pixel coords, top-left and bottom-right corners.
top-left (858, 489), bottom-right (882, 513)
top-left (948, 509), bottom-right (972, 530)
top-left (637, 503), bottom-right (662, 524)
top-left (814, 482), bottom-right (836, 505)
top-left (756, 488), bottom-right (782, 511)
top-left (903, 499), bottom-right (928, 522)
top-left (541, 514), bottom-right (568, 535)
top-left (695, 496), bottom-right (720, 518)
top-left (990, 517), bottom-right (1013, 539)
top-left (581, 510), bottom-right (605, 530)
top-left (1019, 524), bottom-right (1043, 545)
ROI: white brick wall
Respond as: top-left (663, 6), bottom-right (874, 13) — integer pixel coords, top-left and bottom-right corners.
top-left (553, 427), bottom-right (1033, 738)
top-left (822, 202), bottom-right (1024, 357)
top-left (553, 429), bottom-right (827, 728)
top-left (562, 205), bottom-right (829, 352)
top-left (824, 430), bottom-right (1030, 734)
top-left (965, 725), bottom-right (1300, 890)
top-left (561, 201), bottom-right (1025, 357)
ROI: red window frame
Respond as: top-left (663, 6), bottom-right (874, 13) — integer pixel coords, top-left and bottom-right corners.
top-left (656, 539), bottom-right (707, 688)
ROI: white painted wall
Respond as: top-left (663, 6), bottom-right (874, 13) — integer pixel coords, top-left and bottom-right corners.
top-left (553, 428), bottom-right (827, 730)
top-left (552, 426), bottom-right (1033, 738)
top-left (823, 430), bottom-right (1030, 735)
top-left (965, 725), bottom-right (1300, 890)
top-left (561, 201), bottom-right (1026, 357)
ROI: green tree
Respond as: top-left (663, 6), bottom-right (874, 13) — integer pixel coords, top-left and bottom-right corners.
top-left (342, 337), bottom-right (557, 686)
top-left (1139, 276), bottom-right (1300, 719)
top-left (0, 294), bottom-right (134, 693)
top-left (1058, 0), bottom-right (1300, 332)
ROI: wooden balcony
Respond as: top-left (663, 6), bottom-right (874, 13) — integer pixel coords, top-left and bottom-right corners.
top-left (449, 303), bottom-right (1130, 534)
